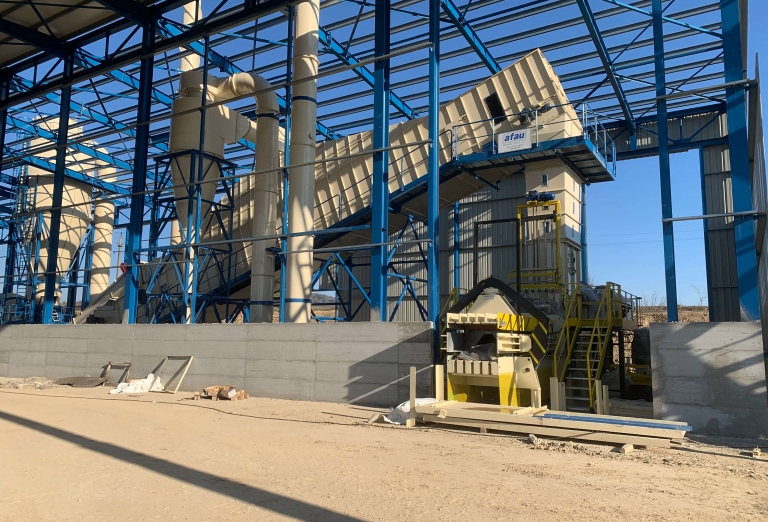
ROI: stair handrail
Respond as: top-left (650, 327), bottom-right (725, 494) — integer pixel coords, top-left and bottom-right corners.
top-left (585, 284), bottom-right (611, 408)
top-left (554, 284), bottom-right (580, 381)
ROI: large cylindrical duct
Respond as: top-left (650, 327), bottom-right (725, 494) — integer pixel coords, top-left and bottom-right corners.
top-left (170, 1), bottom-right (202, 247)
top-left (90, 200), bottom-right (115, 296)
top-left (219, 73), bottom-right (280, 323)
top-left (285, 0), bottom-right (320, 323)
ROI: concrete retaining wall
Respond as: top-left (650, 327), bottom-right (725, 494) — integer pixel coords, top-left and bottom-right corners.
top-left (650, 322), bottom-right (768, 438)
top-left (0, 322), bottom-right (434, 407)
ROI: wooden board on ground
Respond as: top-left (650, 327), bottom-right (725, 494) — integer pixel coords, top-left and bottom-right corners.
top-left (149, 356), bottom-right (193, 394)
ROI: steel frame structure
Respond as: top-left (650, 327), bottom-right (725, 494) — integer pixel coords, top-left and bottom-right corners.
top-left (0, 0), bottom-right (760, 326)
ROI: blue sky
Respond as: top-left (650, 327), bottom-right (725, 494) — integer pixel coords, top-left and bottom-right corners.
top-left (586, 0), bottom-right (768, 306)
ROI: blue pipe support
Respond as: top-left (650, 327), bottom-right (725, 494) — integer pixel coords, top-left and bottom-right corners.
top-left (719, 0), bottom-right (759, 320)
top-left (370, 0), bottom-right (391, 322)
top-left (652, 0), bottom-right (679, 322)
top-left (123, 24), bottom-right (155, 324)
top-left (453, 201), bottom-right (460, 295)
top-left (280, 6), bottom-right (294, 324)
top-left (427, 0), bottom-right (441, 360)
top-left (42, 55), bottom-right (74, 324)
top-left (580, 183), bottom-right (588, 284)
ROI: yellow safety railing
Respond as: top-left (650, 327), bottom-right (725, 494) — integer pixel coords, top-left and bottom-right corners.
top-left (585, 282), bottom-right (622, 408)
top-left (553, 285), bottom-right (580, 382)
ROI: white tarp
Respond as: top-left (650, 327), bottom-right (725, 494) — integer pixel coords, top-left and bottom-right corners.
top-left (384, 398), bottom-right (438, 424)
top-left (109, 373), bottom-right (164, 394)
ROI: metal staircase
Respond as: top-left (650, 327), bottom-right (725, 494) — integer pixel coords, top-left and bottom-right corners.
top-left (553, 282), bottom-right (624, 413)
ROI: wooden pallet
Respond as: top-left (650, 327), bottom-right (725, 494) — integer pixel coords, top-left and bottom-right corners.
top-left (409, 365), bottom-right (689, 448)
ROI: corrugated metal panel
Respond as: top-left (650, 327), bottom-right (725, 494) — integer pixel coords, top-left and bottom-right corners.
top-left (701, 144), bottom-right (740, 321)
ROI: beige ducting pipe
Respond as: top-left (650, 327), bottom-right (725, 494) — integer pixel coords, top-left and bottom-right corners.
top-left (171, 1), bottom-right (202, 247)
top-left (285, 0), bottom-right (320, 323)
top-left (89, 200), bottom-right (115, 296)
top-left (218, 73), bottom-right (280, 323)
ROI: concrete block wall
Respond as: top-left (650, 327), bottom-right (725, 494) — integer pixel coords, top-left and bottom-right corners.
top-left (0, 322), bottom-right (434, 407)
top-left (650, 322), bottom-right (768, 438)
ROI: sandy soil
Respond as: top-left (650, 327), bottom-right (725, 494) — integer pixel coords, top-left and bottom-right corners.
top-left (0, 387), bottom-right (766, 522)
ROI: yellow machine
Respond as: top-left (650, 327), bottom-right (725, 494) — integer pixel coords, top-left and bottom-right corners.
top-left (443, 277), bottom-right (552, 408)
top-left (443, 196), bottom-right (644, 412)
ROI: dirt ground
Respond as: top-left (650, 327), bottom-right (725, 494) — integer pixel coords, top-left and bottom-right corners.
top-left (0, 387), bottom-right (766, 522)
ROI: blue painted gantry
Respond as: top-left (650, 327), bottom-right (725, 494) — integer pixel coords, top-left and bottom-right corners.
top-left (0, 0), bottom-right (760, 326)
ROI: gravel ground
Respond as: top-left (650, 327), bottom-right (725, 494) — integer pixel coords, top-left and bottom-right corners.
top-left (0, 387), bottom-right (766, 521)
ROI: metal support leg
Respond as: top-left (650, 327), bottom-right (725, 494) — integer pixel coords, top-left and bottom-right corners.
top-left (0, 75), bottom-right (11, 311)
top-left (580, 183), bottom-right (588, 284)
top-left (42, 55), bottom-right (74, 324)
top-left (720, 0), bottom-right (759, 320)
top-left (619, 330), bottom-right (626, 399)
top-left (652, 0), bottom-right (678, 322)
top-left (123, 24), bottom-right (155, 324)
top-left (427, 0), bottom-right (441, 360)
top-left (370, 0), bottom-right (391, 321)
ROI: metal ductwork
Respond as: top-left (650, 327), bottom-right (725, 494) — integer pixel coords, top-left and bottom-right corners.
top-left (285, 0), bottom-right (320, 323)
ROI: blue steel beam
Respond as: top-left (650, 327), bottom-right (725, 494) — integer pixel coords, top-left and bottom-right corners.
top-left (8, 77), bottom-right (169, 154)
top-left (577, 0), bottom-right (635, 135)
top-left (719, 0), bottom-right (759, 320)
top-left (0, 19), bottom-right (69, 60)
top-left (440, 0), bottom-right (500, 75)
top-left (1, 146), bottom-right (132, 197)
top-left (651, 0), bottom-right (678, 322)
top-left (42, 55), bottom-right (74, 324)
top-left (602, 0), bottom-right (723, 39)
top-left (318, 27), bottom-right (416, 120)
top-left (427, 0), bottom-right (441, 359)
top-left (370, 0), bottom-right (391, 321)
top-left (6, 115), bottom-right (133, 172)
top-left (123, 24), bottom-right (156, 324)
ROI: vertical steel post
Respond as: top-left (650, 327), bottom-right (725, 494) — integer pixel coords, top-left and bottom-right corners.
top-left (580, 183), bottom-right (588, 284)
top-left (280, 6), bottom-right (294, 323)
top-left (123, 23), bottom-right (155, 324)
top-left (720, 0), bottom-right (759, 320)
top-left (427, 0), bottom-right (441, 359)
top-left (42, 55), bottom-right (74, 324)
top-left (0, 75), bottom-right (11, 310)
top-left (651, 0), bottom-right (678, 322)
top-left (453, 202), bottom-right (460, 295)
top-left (370, 0), bottom-right (391, 321)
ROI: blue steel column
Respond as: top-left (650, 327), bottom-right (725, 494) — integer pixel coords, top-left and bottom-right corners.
top-left (42, 55), bottom-right (74, 324)
top-left (651, 0), bottom-right (678, 322)
top-left (279, 6), bottom-right (294, 323)
top-left (720, 0), bottom-right (759, 320)
top-left (370, 0), bottom-right (391, 321)
top-left (427, 0), bottom-right (441, 357)
top-left (580, 183), bottom-right (588, 284)
top-left (123, 23), bottom-right (155, 323)
top-left (0, 75), bottom-right (12, 311)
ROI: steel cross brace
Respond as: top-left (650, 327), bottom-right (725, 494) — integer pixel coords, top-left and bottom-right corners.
top-left (440, 0), bottom-right (500, 74)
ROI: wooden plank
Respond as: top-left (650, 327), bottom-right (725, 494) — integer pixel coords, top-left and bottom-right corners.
top-left (418, 415), bottom-right (671, 448)
top-left (550, 377), bottom-right (559, 411)
top-left (406, 366), bottom-right (416, 428)
top-left (536, 409), bottom-right (689, 427)
top-left (435, 364), bottom-right (444, 402)
top-left (602, 385), bottom-right (610, 415)
top-left (424, 406), bottom-right (686, 439)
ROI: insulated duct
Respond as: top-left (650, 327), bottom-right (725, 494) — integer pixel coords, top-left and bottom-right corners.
top-left (285, 0), bottom-right (320, 323)
top-left (168, 68), bottom-right (278, 322)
